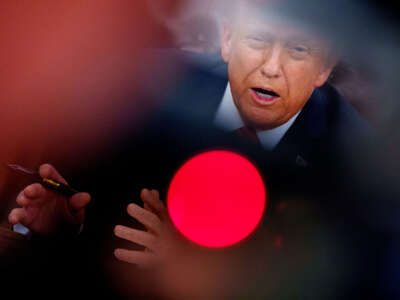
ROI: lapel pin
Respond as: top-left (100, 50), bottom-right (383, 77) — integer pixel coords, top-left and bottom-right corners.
top-left (295, 155), bottom-right (309, 167)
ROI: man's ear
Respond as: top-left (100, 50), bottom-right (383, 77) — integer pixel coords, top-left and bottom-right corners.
top-left (221, 23), bottom-right (233, 63)
top-left (313, 64), bottom-right (334, 88)
top-left (314, 54), bottom-right (338, 87)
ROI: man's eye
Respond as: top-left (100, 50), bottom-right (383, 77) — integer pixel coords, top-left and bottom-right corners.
top-left (292, 45), bottom-right (309, 53)
top-left (245, 36), bottom-right (269, 49)
top-left (247, 36), bottom-right (264, 42)
top-left (295, 47), bottom-right (306, 52)
top-left (287, 44), bottom-right (311, 59)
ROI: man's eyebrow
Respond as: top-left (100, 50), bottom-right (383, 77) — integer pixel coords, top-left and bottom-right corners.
top-left (242, 27), bottom-right (275, 38)
top-left (285, 35), bottom-right (323, 48)
top-left (240, 22), bottom-right (325, 47)
top-left (284, 32), bottom-right (314, 43)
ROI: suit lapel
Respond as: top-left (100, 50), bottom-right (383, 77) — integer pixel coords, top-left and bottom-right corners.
top-left (161, 57), bottom-right (228, 126)
top-left (273, 87), bottom-right (330, 168)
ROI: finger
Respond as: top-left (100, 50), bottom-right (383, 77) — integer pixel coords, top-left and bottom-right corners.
top-left (8, 208), bottom-right (32, 226)
top-left (151, 189), bottom-right (169, 219)
top-left (39, 163), bottom-right (68, 184)
top-left (62, 193), bottom-right (90, 224)
top-left (23, 183), bottom-right (45, 200)
top-left (143, 203), bottom-right (156, 233)
top-left (144, 202), bottom-right (160, 217)
top-left (114, 225), bottom-right (156, 249)
top-left (114, 248), bottom-right (156, 267)
top-left (141, 189), bottom-right (168, 220)
top-left (16, 192), bottom-right (35, 207)
top-left (16, 190), bottom-right (27, 206)
top-left (18, 184), bottom-right (55, 207)
top-left (69, 192), bottom-right (91, 213)
top-left (127, 203), bottom-right (161, 234)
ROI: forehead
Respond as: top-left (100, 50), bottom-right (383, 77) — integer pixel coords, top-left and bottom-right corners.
top-left (238, 20), bottom-right (323, 45)
top-left (233, 6), bottom-right (327, 45)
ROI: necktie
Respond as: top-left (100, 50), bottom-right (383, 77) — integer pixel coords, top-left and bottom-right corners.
top-left (234, 126), bottom-right (260, 145)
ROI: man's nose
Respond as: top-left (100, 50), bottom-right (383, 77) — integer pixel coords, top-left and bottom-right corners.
top-left (260, 44), bottom-right (282, 79)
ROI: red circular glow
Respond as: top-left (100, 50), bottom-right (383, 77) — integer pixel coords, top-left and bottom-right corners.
top-left (167, 150), bottom-right (266, 248)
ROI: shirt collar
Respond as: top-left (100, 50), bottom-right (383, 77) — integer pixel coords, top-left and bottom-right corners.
top-left (214, 82), bottom-right (301, 150)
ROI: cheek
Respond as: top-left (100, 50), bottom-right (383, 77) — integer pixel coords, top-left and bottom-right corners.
top-left (284, 64), bottom-right (320, 99)
top-left (230, 46), bottom-right (263, 81)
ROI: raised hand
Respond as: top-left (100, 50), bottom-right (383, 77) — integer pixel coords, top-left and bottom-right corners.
top-left (114, 189), bottom-right (182, 268)
top-left (8, 163), bottom-right (91, 235)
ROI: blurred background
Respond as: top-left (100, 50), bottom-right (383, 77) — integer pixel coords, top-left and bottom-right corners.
top-left (0, 0), bottom-right (399, 298)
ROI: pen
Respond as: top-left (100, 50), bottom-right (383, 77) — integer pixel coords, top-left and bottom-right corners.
top-left (4, 163), bottom-right (79, 197)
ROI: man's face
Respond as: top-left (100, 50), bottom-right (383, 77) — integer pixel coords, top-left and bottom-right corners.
top-left (221, 18), bottom-right (333, 130)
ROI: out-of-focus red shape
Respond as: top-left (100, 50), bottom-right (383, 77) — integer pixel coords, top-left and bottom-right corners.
top-left (0, 0), bottom-right (178, 218)
top-left (167, 150), bottom-right (266, 248)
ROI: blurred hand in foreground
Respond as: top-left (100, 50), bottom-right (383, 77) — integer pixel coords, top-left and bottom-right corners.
top-left (114, 188), bottom-right (182, 268)
top-left (8, 163), bottom-right (91, 235)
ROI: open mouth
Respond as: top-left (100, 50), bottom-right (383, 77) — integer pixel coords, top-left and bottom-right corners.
top-left (252, 87), bottom-right (280, 100)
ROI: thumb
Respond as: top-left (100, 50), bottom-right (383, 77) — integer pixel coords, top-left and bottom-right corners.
top-left (39, 163), bottom-right (68, 184)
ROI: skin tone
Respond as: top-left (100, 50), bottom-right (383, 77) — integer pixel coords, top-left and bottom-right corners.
top-left (113, 189), bottom-right (180, 268)
top-left (7, 164), bottom-right (174, 267)
top-left (8, 164), bottom-right (90, 235)
top-left (221, 18), bottom-right (334, 130)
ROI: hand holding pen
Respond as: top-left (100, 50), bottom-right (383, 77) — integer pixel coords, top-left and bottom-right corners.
top-left (7, 164), bottom-right (91, 236)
